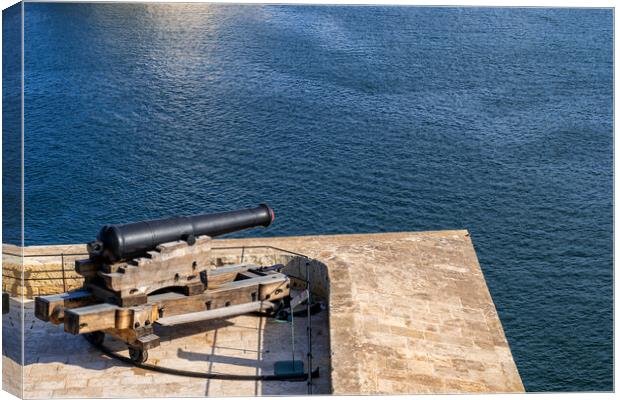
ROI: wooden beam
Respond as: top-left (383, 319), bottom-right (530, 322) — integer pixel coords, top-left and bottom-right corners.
top-left (34, 290), bottom-right (98, 324)
top-left (75, 259), bottom-right (97, 278)
top-left (206, 264), bottom-right (259, 288)
top-left (148, 272), bottom-right (289, 318)
top-left (238, 271), bottom-right (263, 279)
top-left (97, 236), bottom-right (211, 297)
top-left (64, 303), bottom-right (118, 335)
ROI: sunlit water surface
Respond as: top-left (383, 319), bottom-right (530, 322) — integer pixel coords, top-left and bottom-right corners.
top-left (12, 4), bottom-right (613, 392)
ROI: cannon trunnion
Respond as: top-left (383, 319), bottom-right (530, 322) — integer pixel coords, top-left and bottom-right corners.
top-left (34, 205), bottom-right (290, 364)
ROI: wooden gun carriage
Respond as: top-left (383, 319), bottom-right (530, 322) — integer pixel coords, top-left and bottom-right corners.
top-left (34, 205), bottom-right (291, 364)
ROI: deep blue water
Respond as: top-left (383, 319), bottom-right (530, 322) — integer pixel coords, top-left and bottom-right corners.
top-left (9, 3), bottom-right (615, 391)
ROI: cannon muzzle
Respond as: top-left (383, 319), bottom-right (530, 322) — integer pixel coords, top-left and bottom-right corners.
top-left (88, 204), bottom-right (275, 262)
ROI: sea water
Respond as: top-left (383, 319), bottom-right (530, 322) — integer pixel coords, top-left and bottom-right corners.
top-left (7, 3), bottom-right (614, 391)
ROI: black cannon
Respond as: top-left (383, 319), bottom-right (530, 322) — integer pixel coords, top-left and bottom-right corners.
top-left (87, 204), bottom-right (275, 262)
top-left (37, 203), bottom-right (294, 365)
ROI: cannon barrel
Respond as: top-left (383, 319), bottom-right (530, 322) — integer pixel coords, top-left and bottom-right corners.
top-left (88, 204), bottom-right (275, 261)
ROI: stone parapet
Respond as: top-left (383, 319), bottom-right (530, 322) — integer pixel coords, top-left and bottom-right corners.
top-left (2, 244), bottom-right (87, 297)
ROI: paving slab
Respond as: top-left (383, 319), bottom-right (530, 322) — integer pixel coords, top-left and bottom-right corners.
top-left (3, 299), bottom-right (328, 398)
top-left (213, 231), bottom-right (524, 394)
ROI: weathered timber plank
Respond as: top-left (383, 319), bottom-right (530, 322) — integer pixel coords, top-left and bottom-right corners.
top-left (148, 273), bottom-right (289, 318)
top-left (136, 333), bottom-right (161, 350)
top-left (64, 303), bottom-right (119, 335)
top-left (103, 327), bottom-right (158, 348)
top-left (206, 264), bottom-right (259, 288)
top-left (238, 271), bottom-right (263, 279)
top-left (182, 282), bottom-right (205, 296)
top-left (75, 259), bottom-right (97, 278)
top-left (86, 283), bottom-right (122, 304)
top-left (34, 290), bottom-right (98, 323)
top-left (259, 279), bottom-right (290, 302)
top-left (98, 236), bottom-right (211, 296)
top-left (60, 269), bottom-right (290, 336)
top-left (152, 284), bottom-right (259, 318)
top-left (115, 304), bottom-right (159, 330)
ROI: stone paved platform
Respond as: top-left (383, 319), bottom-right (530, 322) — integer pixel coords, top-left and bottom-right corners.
top-left (3, 297), bottom-right (330, 398)
top-left (3, 231), bottom-right (524, 396)
top-left (214, 231), bottom-right (524, 394)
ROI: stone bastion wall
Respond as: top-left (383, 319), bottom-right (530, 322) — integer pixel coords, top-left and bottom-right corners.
top-left (2, 231), bottom-right (524, 394)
